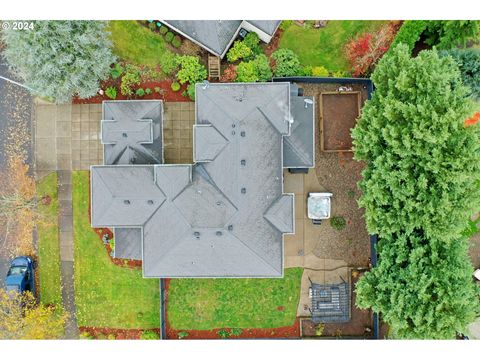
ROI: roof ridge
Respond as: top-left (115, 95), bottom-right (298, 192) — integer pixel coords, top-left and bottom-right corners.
top-left (283, 135), bottom-right (312, 165)
top-left (233, 232), bottom-right (281, 274)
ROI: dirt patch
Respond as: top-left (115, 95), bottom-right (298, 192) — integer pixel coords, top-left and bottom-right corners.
top-left (40, 195), bottom-right (51, 206)
top-left (264, 28), bottom-right (284, 58)
top-left (470, 232), bottom-right (480, 269)
top-left (321, 92), bottom-right (360, 151)
top-left (300, 271), bottom-right (373, 338)
top-left (79, 326), bottom-right (160, 340)
top-left (73, 80), bottom-right (191, 104)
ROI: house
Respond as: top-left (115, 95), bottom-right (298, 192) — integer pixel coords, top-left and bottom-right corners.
top-left (161, 20), bottom-right (281, 58)
top-left (90, 82), bottom-right (314, 278)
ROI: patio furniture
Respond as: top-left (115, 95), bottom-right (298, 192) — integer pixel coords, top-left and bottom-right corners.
top-left (307, 192), bottom-right (332, 225)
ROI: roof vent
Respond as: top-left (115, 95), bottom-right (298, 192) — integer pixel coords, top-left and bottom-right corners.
top-left (147, 200), bottom-right (154, 205)
top-left (194, 231), bottom-right (200, 238)
top-left (240, 131), bottom-right (245, 137)
top-left (216, 201), bottom-right (222, 206)
top-left (232, 124), bottom-right (236, 128)
top-left (123, 200), bottom-right (130, 205)
top-left (228, 225), bottom-right (233, 231)
top-left (241, 187), bottom-right (246, 194)
top-left (231, 130), bottom-right (236, 135)
top-left (240, 159), bottom-right (246, 166)
top-left (202, 80), bottom-right (209, 90)
top-left (122, 132), bottom-right (128, 138)
top-left (216, 231), bottom-right (223, 236)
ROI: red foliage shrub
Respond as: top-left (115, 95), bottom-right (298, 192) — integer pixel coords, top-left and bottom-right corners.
top-left (345, 23), bottom-right (399, 77)
top-left (464, 112), bottom-right (480, 127)
top-left (220, 64), bottom-right (237, 82)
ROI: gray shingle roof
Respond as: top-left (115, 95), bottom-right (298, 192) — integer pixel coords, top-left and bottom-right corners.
top-left (91, 82), bottom-right (315, 278)
top-left (162, 20), bottom-right (280, 58)
top-left (283, 96), bottom-right (315, 168)
top-left (102, 101), bottom-right (163, 165)
top-left (113, 227), bottom-right (142, 260)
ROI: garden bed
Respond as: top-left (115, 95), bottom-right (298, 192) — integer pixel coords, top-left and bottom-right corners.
top-left (320, 91), bottom-right (361, 152)
top-left (73, 79), bottom-right (190, 104)
top-left (79, 326), bottom-right (160, 340)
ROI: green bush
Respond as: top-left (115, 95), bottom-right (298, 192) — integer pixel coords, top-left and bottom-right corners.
top-left (440, 48), bottom-right (480, 99)
top-left (135, 88), bottom-right (145, 97)
top-left (253, 54), bottom-right (273, 81)
top-left (178, 331), bottom-right (189, 339)
top-left (271, 48), bottom-right (302, 77)
top-left (159, 25), bottom-right (168, 35)
top-left (243, 32), bottom-right (262, 55)
top-left (141, 330), bottom-right (160, 340)
top-left (226, 40), bottom-right (252, 63)
top-left (279, 20), bottom-right (294, 31)
top-left (236, 54), bottom-right (272, 83)
top-left (218, 329), bottom-right (230, 338)
top-left (145, 88), bottom-right (152, 95)
top-left (105, 86), bottom-right (117, 100)
top-left (171, 81), bottom-right (181, 92)
top-left (186, 83), bottom-right (196, 101)
top-left (148, 22), bottom-right (157, 31)
top-left (388, 20), bottom-right (429, 55)
top-left (172, 36), bottom-right (182, 48)
top-left (110, 63), bottom-right (124, 79)
top-left (107, 334), bottom-right (116, 340)
top-left (330, 216), bottom-right (346, 231)
top-left (312, 66), bottom-right (329, 77)
top-left (175, 55), bottom-right (207, 85)
top-left (229, 328), bottom-right (243, 336)
top-left (120, 67), bottom-right (141, 96)
top-left (165, 31), bottom-right (174, 43)
top-left (424, 20), bottom-right (480, 49)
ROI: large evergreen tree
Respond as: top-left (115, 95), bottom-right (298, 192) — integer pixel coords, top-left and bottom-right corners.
top-left (2, 21), bottom-right (115, 103)
top-left (352, 44), bottom-right (480, 338)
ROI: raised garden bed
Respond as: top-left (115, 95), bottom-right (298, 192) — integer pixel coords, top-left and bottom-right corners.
top-left (320, 91), bottom-right (361, 152)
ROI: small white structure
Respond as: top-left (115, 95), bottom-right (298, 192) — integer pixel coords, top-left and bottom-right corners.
top-left (474, 269), bottom-right (480, 281)
top-left (307, 192), bottom-right (333, 221)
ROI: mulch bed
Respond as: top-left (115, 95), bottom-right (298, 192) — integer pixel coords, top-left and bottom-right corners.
top-left (73, 79), bottom-right (191, 104)
top-left (79, 326), bottom-right (160, 340)
top-left (163, 279), bottom-right (301, 339)
top-left (264, 28), bottom-right (284, 58)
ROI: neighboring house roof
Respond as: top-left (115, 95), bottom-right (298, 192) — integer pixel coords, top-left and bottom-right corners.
top-left (102, 100), bottom-right (163, 165)
top-left (91, 82), bottom-right (314, 278)
top-left (162, 20), bottom-right (280, 58)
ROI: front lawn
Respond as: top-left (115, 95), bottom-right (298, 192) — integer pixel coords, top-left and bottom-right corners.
top-left (37, 172), bottom-right (62, 306)
top-left (108, 20), bottom-right (177, 75)
top-left (279, 21), bottom-right (388, 72)
top-left (167, 268), bottom-right (303, 330)
top-left (72, 171), bottom-right (160, 329)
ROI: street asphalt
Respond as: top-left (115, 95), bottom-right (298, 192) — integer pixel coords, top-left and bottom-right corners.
top-left (0, 50), bottom-right (34, 287)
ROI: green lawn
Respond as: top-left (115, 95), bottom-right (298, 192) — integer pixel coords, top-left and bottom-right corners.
top-left (167, 268), bottom-right (303, 330)
top-left (72, 171), bottom-right (160, 329)
top-left (279, 21), bottom-right (388, 72)
top-left (107, 20), bottom-right (177, 75)
top-left (37, 172), bottom-right (62, 306)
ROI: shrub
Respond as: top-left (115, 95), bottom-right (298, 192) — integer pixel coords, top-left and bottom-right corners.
top-left (236, 54), bottom-right (272, 83)
top-left (145, 88), bottom-right (152, 95)
top-left (159, 25), bottom-right (168, 35)
top-left (148, 22), bottom-right (157, 31)
top-left (271, 48), bottom-right (302, 77)
top-left (220, 64), bottom-right (237, 82)
top-left (312, 66), bottom-right (329, 77)
top-left (345, 24), bottom-right (396, 77)
top-left (107, 334), bottom-right (116, 340)
top-left (135, 88), bottom-right (145, 97)
top-left (141, 330), bottom-right (160, 340)
top-left (330, 216), bottom-right (346, 231)
top-left (243, 32), bottom-right (262, 55)
top-left (178, 331), bottom-right (189, 339)
top-left (175, 55), bottom-right (207, 85)
top-left (352, 45), bottom-right (480, 339)
top-left (172, 36), bottom-right (182, 48)
top-left (2, 21), bottom-right (116, 103)
top-left (424, 20), bottom-right (480, 49)
top-left (120, 68), bottom-right (141, 96)
top-left (154, 86), bottom-right (163, 94)
top-left (110, 63), bottom-right (124, 80)
top-left (440, 48), bottom-right (480, 100)
top-left (388, 20), bottom-right (429, 55)
top-left (218, 329), bottom-right (230, 338)
top-left (186, 83), bottom-right (196, 100)
top-left (279, 20), bottom-right (294, 31)
top-left (226, 40), bottom-right (252, 63)
top-left (105, 86), bottom-right (117, 100)
top-left (229, 328), bottom-right (243, 336)
top-left (171, 82), bottom-right (181, 92)
top-left (301, 66), bottom-right (313, 76)
top-left (165, 31), bottom-right (174, 43)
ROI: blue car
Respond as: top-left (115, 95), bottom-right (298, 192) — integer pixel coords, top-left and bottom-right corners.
top-left (5, 256), bottom-right (36, 296)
